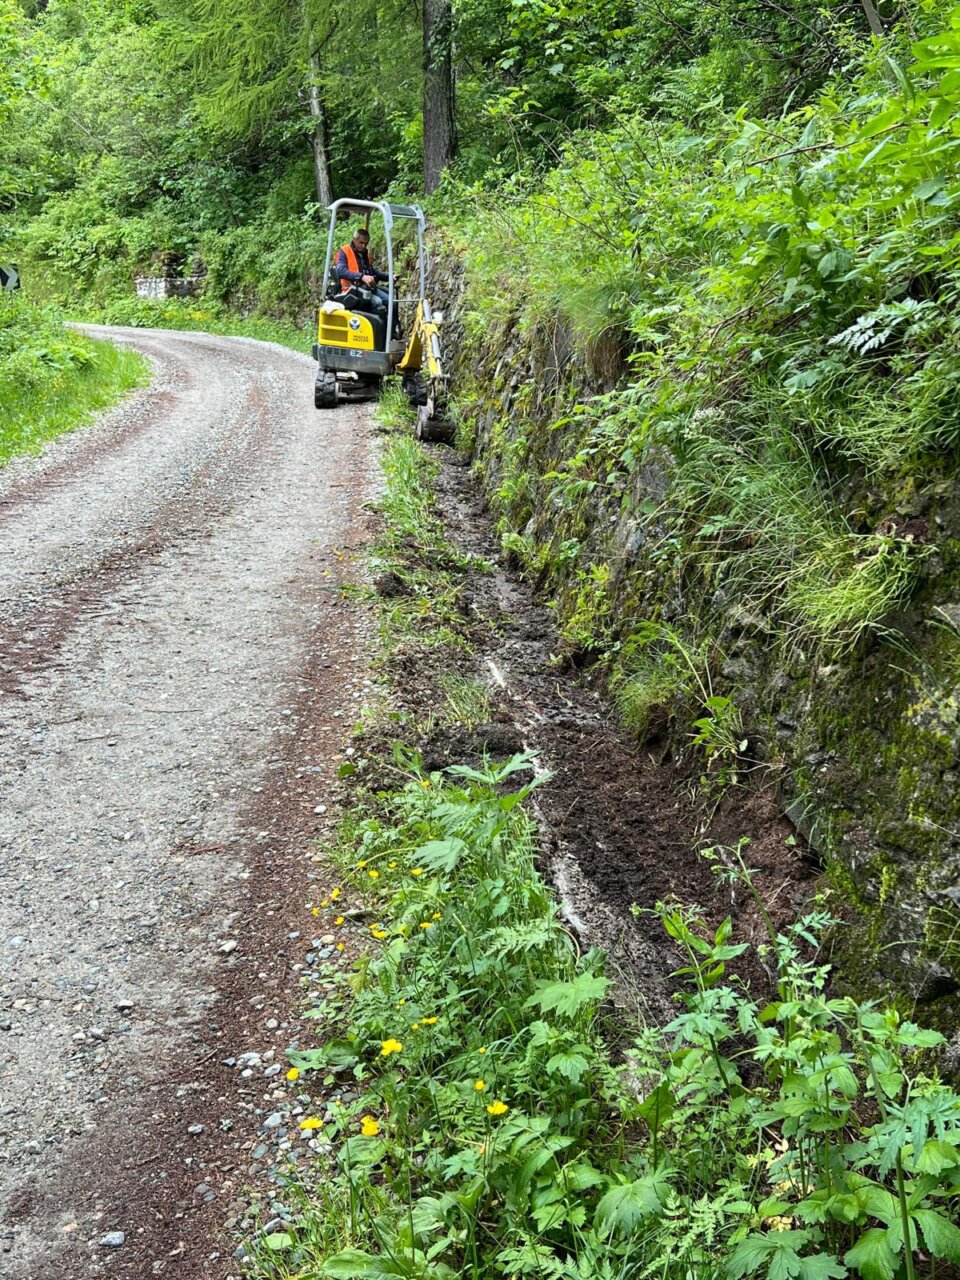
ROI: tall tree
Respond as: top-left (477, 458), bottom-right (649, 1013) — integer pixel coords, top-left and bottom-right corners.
top-left (422, 0), bottom-right (455, 194)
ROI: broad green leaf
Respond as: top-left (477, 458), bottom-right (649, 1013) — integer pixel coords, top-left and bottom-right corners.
top-left (546, 1050), bottom-right (591, 1082)
top-left (913, 1209), bottom-right (960, 1263)
top-left (845, 1228), bottom-right (898, 1280)
top-left (263, 1232), bottom-right (293, 1251)
top-left (914, 178), bottom-right (946, 201)
top-left (727, 1234), bottom-right (774, 1279)
top-left (413, 839), bottom-right (469, 873)
top-left (858, 107), bottom-right (905, 138)
top-left (289, 1038), bottom-right (358, 1072)
top-left (526, 972), bottom-right (610, 1018)
top-left (636, 1080), bottom-right (675, 1127)
top-left (321, 1249), bottom-right (384, 1278)
top-left (595, 1170), bottom-right (671, 1234)
top-left (797, 1255), bottom-right (847, 1280)
top-left (915, 1139), bottom-right (960, 1175)
top-left (560, 1162), bottom-right (607, 1192)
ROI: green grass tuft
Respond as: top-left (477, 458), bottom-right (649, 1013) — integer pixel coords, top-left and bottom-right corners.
top-left (0, 309), bottom-right (149, 466)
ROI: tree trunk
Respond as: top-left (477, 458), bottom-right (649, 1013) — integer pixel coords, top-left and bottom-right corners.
top-left (309, 54), bottom-right (333, 206)
top-left (860, 0), bottom-right (884, 37)
top-left (423, 0), bottom-right (455, 195)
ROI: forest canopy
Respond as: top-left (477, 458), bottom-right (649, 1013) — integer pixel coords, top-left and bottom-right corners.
top-left (0, 0), bottom-right (926, 310)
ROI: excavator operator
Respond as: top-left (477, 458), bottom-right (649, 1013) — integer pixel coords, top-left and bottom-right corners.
top-left (335, 227), bottom-right (389, 317)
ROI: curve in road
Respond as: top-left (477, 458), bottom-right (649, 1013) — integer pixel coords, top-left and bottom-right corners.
top-left (0, 327), bottom-right (378, 1278)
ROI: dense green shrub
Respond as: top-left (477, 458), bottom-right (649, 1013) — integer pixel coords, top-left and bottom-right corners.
top-left (450, 5), bottom-right (960, 655)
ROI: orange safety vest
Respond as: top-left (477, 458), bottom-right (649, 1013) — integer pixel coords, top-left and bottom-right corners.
top-left (338, 242), bottom-right (375, 292)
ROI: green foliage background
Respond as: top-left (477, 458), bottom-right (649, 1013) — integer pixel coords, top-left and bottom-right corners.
top-left (4, 1), bottom-right (960, 1276)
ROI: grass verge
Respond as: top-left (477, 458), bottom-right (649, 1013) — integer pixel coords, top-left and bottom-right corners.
top-left (70, 294), bottom-right (312, 353)
top-left (241, 408), bottom-right (960, 1280)
top-left (0, 307), bottom-right (148, 465)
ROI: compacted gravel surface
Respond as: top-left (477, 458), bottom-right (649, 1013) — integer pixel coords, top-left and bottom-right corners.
top-left (0, 327), bottom-right (378, 1278)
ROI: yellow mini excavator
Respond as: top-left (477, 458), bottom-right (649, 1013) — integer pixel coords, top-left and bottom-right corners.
top-left (312, 198), bottom-right (452, 442)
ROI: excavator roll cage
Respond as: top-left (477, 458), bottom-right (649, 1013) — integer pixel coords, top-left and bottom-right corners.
top-left (312, 198), bottom-right (451, 441)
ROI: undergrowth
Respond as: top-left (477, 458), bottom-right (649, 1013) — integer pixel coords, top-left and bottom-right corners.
top-left (447, 10), bottom-right (960, 663)
top-left (369, 387), bottom-right (488, 657)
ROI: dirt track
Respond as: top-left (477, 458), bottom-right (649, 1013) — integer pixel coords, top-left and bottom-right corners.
top-left (0, 328), bottom-right (377, 1278)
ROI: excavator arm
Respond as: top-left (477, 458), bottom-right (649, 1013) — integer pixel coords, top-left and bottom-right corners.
top-left (396, 299), bottom-right (453, 442)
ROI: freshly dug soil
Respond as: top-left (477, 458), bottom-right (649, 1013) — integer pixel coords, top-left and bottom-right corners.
top-left (386, 449), bottom-right (817, 1021)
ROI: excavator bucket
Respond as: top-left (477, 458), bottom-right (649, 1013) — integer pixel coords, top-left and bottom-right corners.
top-left (398, 301), bottom-right (454, 443)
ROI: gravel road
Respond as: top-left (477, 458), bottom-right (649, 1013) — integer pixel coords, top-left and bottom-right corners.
top-left (0, 327), bottom-right (378, 1278)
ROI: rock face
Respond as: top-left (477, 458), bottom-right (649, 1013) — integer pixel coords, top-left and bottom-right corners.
top-left (427, 240), bottom-right (960, 1021)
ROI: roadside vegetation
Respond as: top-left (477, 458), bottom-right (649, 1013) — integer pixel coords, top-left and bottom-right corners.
top-left (451, 16), bottom-right (960, 661)
top-left (0, 295), bottom-right (147, 464)
top-left (243, 407), bottom-right (960, 1280)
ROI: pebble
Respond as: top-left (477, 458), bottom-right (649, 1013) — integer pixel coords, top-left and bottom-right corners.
top-left (218, 939), bottom-right (239, 955)
top-left (99, 1232), bottom-right (126, 1248)
top-left (187, 1124), bottom-right (204, 1135)
top-left (262, 1113), bottom-right (283, 1131)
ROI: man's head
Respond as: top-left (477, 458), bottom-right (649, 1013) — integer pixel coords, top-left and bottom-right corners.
top-left (352, 227), bottom-right (370, 252)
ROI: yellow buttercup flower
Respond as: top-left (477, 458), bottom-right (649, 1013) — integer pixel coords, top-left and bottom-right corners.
top-left (360, 1115), bottom-right (380, 1137)
top-left (411, 869), bottom-right (423, 877)
top-left (411, 1022), bottom-right (420, 1030)
top-left (299, 1117), bottom-right (323, 1130)
top-left (421, 1016), bottom-right (438, 1025)
top-left (380, 1038), bottom-right (404, 1057)
top-left (286, 1067), bottom-right (300, 1082)
top-left (320, 899), bottom-right (329, 907)
top-left (311, 907), bottom-right (320, 917)
top-left (421, 780), bottom-right (431, 788)
top-left (474, 1079), bottom-right (486, 1092)
top-left (336, 943), bottom-right (344, 951)
top-left (432, 912), bottom-right (442, 920)
top-left (357, 860), bottom-right (367, 869)
top-left (331, 888), bottom-right (341, 900)
top-left (335, 915), bottom-right (345, 926)
top-left (478, 1047), bottom-right (487, 1055)
top-left (398, 999), bottom-right (406, 1006)
top-left (419, 922), bottom-right (432, 930)
top-left (486, 1100), bottom-right (508, 1117)
top-left (388, 860), bottom-right (397, 869)
top-left (368, 869), bottom-right (379, 879)
top-left (371, 927), bottom-right (387, 939)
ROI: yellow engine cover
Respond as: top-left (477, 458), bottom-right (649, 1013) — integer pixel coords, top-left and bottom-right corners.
top-left (318, 308), bottom-right (375, 351)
